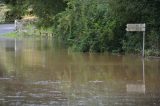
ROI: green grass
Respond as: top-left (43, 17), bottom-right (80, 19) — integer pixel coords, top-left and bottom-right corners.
top-left (1, 32), bottom-right (18, 38)
top-left (18, 24), bottom-right (54, 37)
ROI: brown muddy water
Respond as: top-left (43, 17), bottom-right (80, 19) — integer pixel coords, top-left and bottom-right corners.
top-left (0, 37), bottom-right (159, 106)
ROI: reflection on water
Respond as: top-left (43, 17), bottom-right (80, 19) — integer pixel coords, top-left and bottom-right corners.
top-left (0, 38), bottom-right (160, 106)
top-left (126, 59), bottom-right (146, 93)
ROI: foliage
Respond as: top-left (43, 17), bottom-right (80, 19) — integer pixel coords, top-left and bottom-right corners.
top-left (29, 0), bottom-right (66, 28)
top-left (54, 0), bottom-right (120, 52)
top-left (0, 3), bottom-right (9, 23)
top-left (108, 0), bottom-right (160, 55)
top-left (3, 0), bottom-right (160, 56)
top-left (53, 0), bottom-right (160, 54)
top-left (2, 0), bottom-right (29, 22)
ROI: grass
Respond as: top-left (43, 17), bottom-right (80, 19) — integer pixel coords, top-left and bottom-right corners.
top-left (0, 24), bottom-right (54, 38)
top-left (17, 24), bottom-right (54, 37)
top-left (1, 32), bottom-right (18, 38)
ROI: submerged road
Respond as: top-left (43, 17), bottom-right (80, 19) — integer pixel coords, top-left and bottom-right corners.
top-left (0, 24), bottom-right (15, 35)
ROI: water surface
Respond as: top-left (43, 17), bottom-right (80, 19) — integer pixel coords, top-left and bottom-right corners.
top-left (0, 37), bottom-right (159, 106)
top-left (0, 24), bottom-right (15, 34)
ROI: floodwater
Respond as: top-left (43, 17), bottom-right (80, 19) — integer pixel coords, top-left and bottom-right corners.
top-left (0, 24), bottom-right (15, 35)
top-left (0, 37), bottom-right (159, 106)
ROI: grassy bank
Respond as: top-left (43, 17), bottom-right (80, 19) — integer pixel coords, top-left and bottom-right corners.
top-left (1, 32), bottom-right (18, 38)
top-left (1, 23), bottom-right (54, 38)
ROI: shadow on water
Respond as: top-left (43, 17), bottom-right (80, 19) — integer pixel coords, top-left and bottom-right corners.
top-left (0, 37), bottom-right (160, 106)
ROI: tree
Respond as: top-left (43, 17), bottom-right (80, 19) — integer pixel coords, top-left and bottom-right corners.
top-left (29, 0), bottom-right (67, 27)
top-left (2, 0), bottom-right (159, 55)
top-left (2, 0), bottom-right (28, 22)
top-left (108, 0), bottom-right (160, 55)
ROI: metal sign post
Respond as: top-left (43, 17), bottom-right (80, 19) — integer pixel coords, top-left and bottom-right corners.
top-left (143, 31), bottom-right (145, 57)
top-left (126, 23), bottom-right (146, 57)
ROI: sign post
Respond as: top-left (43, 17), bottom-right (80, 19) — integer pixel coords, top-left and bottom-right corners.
top-left (126, 23), bottom-right (146, 57)
top-left (143, 31), bottom-right (145, 57)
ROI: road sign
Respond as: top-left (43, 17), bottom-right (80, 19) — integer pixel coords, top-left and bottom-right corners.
top-left (126, 23), bottom-right (146, 57)
top-left (126, 24), bottom-right (145, 32)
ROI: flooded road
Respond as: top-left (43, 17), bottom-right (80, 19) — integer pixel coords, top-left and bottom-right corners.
top-left (0, 24), bottom-right (15, 35)
top-left (0, 37), bottom-right (159, 106)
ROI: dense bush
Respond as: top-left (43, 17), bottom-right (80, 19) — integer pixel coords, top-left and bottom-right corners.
top-left (52, 0), bottom-right (159, 55)
top-left (54, 0), bottom-right (121, 52)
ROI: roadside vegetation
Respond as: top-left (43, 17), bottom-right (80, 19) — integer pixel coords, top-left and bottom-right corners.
top-left (1, 0), bottom-right (160, 56)
top-left (1, 32), bottom-right (17, 38)
top-left (0, 3), bottom-right (9, 23)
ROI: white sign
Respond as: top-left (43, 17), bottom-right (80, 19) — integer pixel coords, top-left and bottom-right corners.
top-left (126, 24), bottom-right (145, 31)
top-left (127, 84), bottom-right (145, 93)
